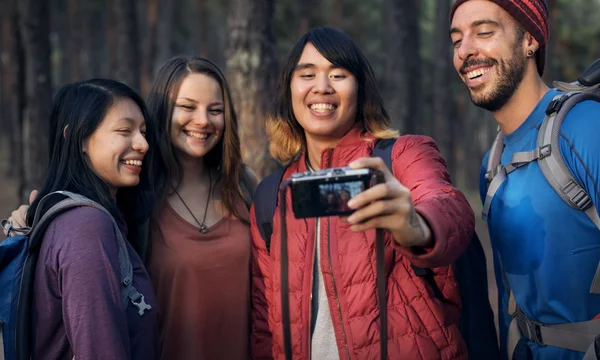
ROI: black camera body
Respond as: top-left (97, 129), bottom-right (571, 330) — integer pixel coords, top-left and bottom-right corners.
top-left (289, 166), bottom-right (383, 219)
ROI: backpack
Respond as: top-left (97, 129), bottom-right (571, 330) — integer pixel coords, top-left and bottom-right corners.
top-left (253, 139), bottom-right (500, 359)
top-left (0, 191), bottom-right (152, 360)
top-left (482, 58), bottom-right (600, 358)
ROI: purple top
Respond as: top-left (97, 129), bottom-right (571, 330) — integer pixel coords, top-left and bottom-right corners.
top-left (32, 206), bottom-right (160, 360)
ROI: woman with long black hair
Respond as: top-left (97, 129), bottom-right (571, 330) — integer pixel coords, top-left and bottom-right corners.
top-left (27, 79), bottom-right (161, 360)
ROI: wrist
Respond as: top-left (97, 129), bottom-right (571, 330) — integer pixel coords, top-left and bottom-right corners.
top-left (392, 213), bottom-right (432, 248)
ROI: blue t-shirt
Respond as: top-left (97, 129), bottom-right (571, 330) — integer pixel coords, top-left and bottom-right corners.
top-left (479, 89), bottom-right (600, 359)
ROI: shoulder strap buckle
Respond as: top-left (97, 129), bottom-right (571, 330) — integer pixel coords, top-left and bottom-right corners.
top-left (545, 98), bottom-right (562, 116)
top-left (538, 144), bottom-right (552, 159)
top-left (545, 93), bottom-right (572, 116)
top-left (129, 292), bottom-right (152, 316)
top-left (484, 165), bottom-right (502, 184)
top-left (1, 219), bottom-right (14, 236)
top-left (514, 309), bottom-right (546, 347)
top-left (545, 91), bottom-right (586, 116)
top-left (563, 180), bottom-right (593, 210)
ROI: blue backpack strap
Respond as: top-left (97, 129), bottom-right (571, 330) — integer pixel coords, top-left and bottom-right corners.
top-left (253, 166), bottom-right (287, 252)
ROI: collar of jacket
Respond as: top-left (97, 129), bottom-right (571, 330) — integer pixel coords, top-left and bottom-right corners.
top-left (298, 123), bottom-right (376, 168)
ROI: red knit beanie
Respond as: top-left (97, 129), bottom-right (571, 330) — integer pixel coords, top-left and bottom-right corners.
top-left (450, 0), bottom-right (549, 76)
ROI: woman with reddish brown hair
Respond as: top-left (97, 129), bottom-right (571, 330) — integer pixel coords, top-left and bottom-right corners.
top-left (142, 56), bottom-right (257, 360)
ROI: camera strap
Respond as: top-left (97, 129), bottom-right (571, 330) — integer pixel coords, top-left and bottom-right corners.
top-left (279, 180), bottom-right (293, 360)
top-left (376, 228), bottom-right (387, 359)
top-left (278, 179), bottom-right (388, 360)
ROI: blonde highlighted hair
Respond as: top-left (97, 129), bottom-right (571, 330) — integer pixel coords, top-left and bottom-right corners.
top-left (267, 27), bottom-right (399, 164)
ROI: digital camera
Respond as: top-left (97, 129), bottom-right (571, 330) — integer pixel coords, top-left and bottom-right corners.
top-left (289, 167), bottom-right (383, 219)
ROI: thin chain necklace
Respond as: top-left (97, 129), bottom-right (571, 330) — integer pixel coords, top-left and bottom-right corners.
top-left (174, 170), bottom-right (212, 234)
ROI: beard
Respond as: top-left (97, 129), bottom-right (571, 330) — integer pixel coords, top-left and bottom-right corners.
top-left (463, 46), bottom-right (527, 112)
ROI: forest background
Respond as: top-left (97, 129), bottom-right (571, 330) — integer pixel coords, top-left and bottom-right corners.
top-left (2, 0), bottom-right (600, 206)
top-left (0, 0), bottom-right (600, 302)
top-left (1, 0), bottom-right (600, 319)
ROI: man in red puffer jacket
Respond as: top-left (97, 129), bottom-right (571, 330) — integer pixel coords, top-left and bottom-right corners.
top-left (250, 27), bottom-right (474, 360)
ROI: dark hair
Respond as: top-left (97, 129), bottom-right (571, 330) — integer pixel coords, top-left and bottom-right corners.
top-left (266, 27), bottom-right (398, 163)
top-left (146, 56), bottom-right (249, 223)
top-left (27, 79), bottom-right (159, 229)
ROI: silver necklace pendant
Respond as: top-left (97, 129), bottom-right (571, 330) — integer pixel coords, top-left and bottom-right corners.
top-left (199, 224), bottom-right (208, 234)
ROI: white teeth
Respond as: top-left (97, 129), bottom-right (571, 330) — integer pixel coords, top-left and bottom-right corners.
top-left (124, 160), bottom-right (142, 166)
top-left (186, 131), bottom-right (209, 139)
top-left (309, 103), bottom-right (335, 112)
top-left (466, 68), bottom-right (491, 80)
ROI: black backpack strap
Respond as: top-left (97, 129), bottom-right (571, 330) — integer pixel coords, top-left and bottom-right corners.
top-left (372, 138), bottom-right (397, 171)
top-left (253, 166), bottom-right (287, 252)
top-left (256, 138), bottom-right (397, 251)
top-left (372, 138), bottom-right (437, 281)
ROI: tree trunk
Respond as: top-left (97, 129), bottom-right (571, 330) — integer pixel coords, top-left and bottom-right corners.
top-left (155, 0), bottom-right (174, 72)
top-left (298, 0), bottom-right (312, 36)
top-left (383, 0), bottom-right (420, 134)
top-left (107, 0), bottom-right (118, 75)
top-left (12, 9), bottom-right (25, 193)
top-left (226, 0), bottom-right (278, 179)
top-left (543, 0), bottom-right (558, 84)
top-left (433, 0), bottom-right (455, 177)
top-left (80, 0), bottom-right (96, 78)
top-left (0, 0), bottom-right (20, 179)
top-left (85, 0), bottom-right (104, 77)
top-left (18, 0), bottom-right (52, 202)
top-left (0, 2), bottom-right (10, 153)
top-left (332, 0), bottom-right (342, 28)
top-left (67, 0), bottom-right (83, 81)
top-left (197, 0), bottom-right (207, 57)
top-left (141, 0), bottom-right (159, 96)
top-left (113, 0), bottom-right (140, 91)
top-left (51, 0), bottom-right (68, 85)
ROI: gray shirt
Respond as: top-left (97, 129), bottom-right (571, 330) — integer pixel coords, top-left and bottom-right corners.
top-left (311, 218), bottom-right (340, 359)
top-left (32, 206), bottom-right (160, 360)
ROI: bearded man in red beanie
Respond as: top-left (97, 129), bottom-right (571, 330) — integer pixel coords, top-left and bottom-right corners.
top-left (450, 1), bottom-right (600, 359)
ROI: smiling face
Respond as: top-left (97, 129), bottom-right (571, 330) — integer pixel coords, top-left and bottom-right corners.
top-left (290, 42), bottom-right (358, 144)
top-left (339, 190), bottom-right (350, 202)
top-left (84, 98), bottom-right (148, 195)
top-left (170, 72), bottom-right (225, 161)
top-left (326, 192), bottom-right (336, 204)
top-left (450, 0), bottom-right (529, 111)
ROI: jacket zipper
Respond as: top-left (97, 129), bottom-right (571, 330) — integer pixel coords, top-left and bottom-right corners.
top-left (307, 218), bottom-right (317, 356)
top-left (327, 216), bottom-right (350, 359)
top-left (322, 149), bottom-right (350, 359)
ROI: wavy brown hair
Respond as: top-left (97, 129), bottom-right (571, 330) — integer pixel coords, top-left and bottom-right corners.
top-left (267, 27), bottom-right (399, 164)
top-left (146, 56), bottom-right (250, 224)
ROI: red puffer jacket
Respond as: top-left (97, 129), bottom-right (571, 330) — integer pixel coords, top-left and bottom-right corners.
top-left (250, 128), bottom-right (474, 360)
